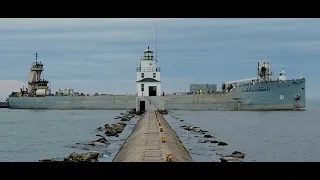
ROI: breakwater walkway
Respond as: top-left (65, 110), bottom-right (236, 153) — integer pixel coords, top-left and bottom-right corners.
top-left (112, 110), bottom-right (193, 162)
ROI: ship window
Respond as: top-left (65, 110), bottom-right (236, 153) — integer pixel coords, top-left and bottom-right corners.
top-left (153, 73), bottom-right (156, 78)
top-left (141, 84), bottom-right (144, 92)
top-left (141, 73), bottom-right (144, 78)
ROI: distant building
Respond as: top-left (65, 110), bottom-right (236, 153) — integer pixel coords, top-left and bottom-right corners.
top-left (189, 84), bottom-right (217, 94)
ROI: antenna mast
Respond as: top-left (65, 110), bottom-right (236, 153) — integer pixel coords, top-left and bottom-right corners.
top-left (35, 52), bottom-right (38, 63)
top-left (156, 20), bottom-right (158, 62)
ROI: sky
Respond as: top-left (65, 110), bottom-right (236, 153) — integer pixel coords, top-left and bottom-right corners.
top-left (0, 18), bottom-right (319, 100)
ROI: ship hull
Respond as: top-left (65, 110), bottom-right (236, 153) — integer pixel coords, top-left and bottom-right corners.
top-left (8, 95), bottom-right (137, 110)
top-left (8, 79), bottom-right (306, 111)
top-left (164, 78), bottom-right (306, 111)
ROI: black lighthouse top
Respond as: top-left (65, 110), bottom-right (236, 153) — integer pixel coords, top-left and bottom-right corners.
top-left (142, 47), bottom-right (154, 60)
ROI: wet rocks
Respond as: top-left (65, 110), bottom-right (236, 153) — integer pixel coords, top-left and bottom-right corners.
top-left (220, 151), bottom-right (245, 162)
top-left (39, 158), bottom-right (60, 162)
top-left (120, 117), bottom-right (130, 121)
top-left (118, 121), bottom-right (127, 126)
top-left (218, 142), bottom-right (228, 146)
top-left (128, 108), bottom-right (145, 115)
top-left (220, 157), bottom-right (241, 162)
top-left (128, 108), bottom-right (136, 115)
top-left (157, 109), bottom-right (168, 114)
top-left (197, 138), bottom-right (227, 145)
top-left (177, 120), bottom-right (244, 162)
top-left (183, 125), bottom-right (196, 131)
top-left (228, 151), bottom-right (245, 158)
top-left (100, 110), bottom-right (136, 137)
top-left (135, 111), bottom-right (143, 115)
top-left (39, 152), bottom-right (100, 162)
top-left (88, 135), bottom-right (108, 146)
top-left (182, 124), bottom-right (207, 134)
top-left (104, 123), bottom-right (126, 136)
top-left (41, 110), bottom-right (137, 163)
top-left (204, 134), bottom-right (214, 138)
top-left (64, 152), bottom-right (100, 162)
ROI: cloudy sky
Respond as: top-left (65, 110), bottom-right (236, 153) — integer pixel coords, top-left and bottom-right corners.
top-left (0, 18), bottom-right (319, 100)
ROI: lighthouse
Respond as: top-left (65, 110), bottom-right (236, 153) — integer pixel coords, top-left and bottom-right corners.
top-left (136, 46), bottom-right (161, 96)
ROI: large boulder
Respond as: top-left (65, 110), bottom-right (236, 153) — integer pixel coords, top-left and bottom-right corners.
top-left (64, 152), bottom-right (99, 162)
top-left (218, 141), bottom-right (228, 146)
top-left (104, 123), bottom-right (125, 136)
top-left (104, 124), bottom-right (118, 136)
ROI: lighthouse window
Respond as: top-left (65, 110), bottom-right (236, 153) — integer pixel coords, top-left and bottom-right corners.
top-left (153, 73), bottom-right (156, 78)
top-left (141, 73), bottom-right (144, 78)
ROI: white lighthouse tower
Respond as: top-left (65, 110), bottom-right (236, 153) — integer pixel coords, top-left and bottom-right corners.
top-left (136, 46), bottom-right (161, 96)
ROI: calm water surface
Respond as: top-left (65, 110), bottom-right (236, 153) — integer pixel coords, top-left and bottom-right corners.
top-left (165, 107), bottom-right (320, 162)
top-left (0, 109), bottom-right (137, 162)
top-left (0, 101), bottom-right (319, 162)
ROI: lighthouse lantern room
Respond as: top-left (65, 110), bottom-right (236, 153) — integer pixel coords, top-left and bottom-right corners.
top-left (136, 46), bottom-right (161, 96)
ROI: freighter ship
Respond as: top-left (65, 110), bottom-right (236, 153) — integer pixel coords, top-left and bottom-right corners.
top-left (7, 49), bottom-right (306, 111)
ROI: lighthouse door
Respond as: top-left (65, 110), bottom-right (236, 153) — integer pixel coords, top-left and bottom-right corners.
top-left (149, 86), bottom-right (157, 96)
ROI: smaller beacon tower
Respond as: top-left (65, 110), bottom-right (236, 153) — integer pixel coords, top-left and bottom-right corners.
top-left (278, 67), bottom-right (286, 81)
top-left (136, 47), bottom-right (161, 96)
top-left (27, 53), bottom-right (49, 96)
top-left (257, 61), bottom-right (273, 82)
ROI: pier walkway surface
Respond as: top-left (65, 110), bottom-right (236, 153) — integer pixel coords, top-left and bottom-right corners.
top-left (112, 110), bottom-right (193, 162)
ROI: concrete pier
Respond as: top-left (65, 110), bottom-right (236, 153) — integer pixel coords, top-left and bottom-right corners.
top-left (112, 111), bottom-right (193, 162)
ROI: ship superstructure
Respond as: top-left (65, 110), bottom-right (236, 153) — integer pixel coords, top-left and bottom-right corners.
top-left (9, 53), bottom-right (51, 98)
top-left (27, 53), bottom-right (50, 97)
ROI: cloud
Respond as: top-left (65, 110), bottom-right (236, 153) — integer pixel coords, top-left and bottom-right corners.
top-left (0, 80), bottom-right (24, 100)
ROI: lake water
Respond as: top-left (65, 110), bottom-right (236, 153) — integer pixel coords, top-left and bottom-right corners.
top-left (0, 100), bottom-right (319, 162)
